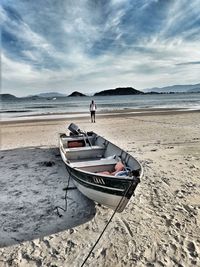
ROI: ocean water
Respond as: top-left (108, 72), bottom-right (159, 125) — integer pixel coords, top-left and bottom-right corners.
top-left (1, 93), bottom-right (200, 120)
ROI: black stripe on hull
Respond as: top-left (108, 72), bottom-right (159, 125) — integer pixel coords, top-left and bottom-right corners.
top-left (67, 166), bottom-right (140, 198)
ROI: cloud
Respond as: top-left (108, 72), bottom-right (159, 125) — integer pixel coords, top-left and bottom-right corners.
top-left (176, 61), bottom-right (200, 66)
top-left (1, 0), bottom-right (200, 96)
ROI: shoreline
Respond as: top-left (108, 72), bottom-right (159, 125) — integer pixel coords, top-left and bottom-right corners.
top-left (1, 107), bottom-right (200, 125)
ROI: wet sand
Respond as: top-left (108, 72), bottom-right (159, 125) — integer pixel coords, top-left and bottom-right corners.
top-left (0, 109), bottom-right (200, 266)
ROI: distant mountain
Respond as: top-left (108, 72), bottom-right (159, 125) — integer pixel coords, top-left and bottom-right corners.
top-left (94, 87), bottom-right (144, 96)
top-left (144, 91), bottom-right (160, 95)
top-left (23, 95), bottom-right (40, 100)
top-left (187, 87), bottom-right (200, 93)
top-left (68, 91), bottom-right (87, 97)
top-left (0, 94), bottom-right (18, 100)
top-left (143, 83), bottom-right (200, 93)
top-left (36, 92), bottom-right (67, 98)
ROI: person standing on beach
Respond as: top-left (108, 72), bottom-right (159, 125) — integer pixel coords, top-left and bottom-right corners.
top-left (90, 100), bottom-right (97, 123)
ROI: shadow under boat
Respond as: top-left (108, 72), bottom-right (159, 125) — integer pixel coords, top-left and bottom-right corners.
top-left (0, 146), bottom-right (96, 248)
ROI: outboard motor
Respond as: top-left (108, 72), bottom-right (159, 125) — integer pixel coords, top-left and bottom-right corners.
top-left (68, 123), bottom-right (82, 135)
top-left (68, 123), bottom-right (93, 147)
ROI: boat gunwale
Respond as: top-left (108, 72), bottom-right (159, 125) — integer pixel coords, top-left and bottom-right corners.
top-left (67, 165), bottom-right (136, 197)
top-left (59, 132), bottom-right (143, 180)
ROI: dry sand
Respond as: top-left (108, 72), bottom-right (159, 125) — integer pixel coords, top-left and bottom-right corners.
top-left (0, 110), bottom-right (200, 267)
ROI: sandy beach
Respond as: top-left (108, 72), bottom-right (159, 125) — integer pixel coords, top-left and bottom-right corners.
top-left (0, 109), bottom-right (200, 267)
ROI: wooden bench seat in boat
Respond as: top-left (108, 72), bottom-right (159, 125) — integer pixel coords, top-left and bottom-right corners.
top-left (65, 146), bottom-right (105, 160)
top-left (70, 158), bottom-right (117, 172)
top-left (70, 158), bottom-right (117, 168)
top-left (65, 145), bottom-right (103, 152)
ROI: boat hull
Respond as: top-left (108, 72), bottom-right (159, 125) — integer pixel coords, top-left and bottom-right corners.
top-left (59, 129), bottom-right (142, 212)
top-left (65, 163), bottom-right (140, 212)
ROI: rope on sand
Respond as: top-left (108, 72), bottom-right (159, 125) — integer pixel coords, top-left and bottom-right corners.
top-left (81, 181), bottom-right (134, 267)
top-left (54, 169), bottom-right (76, 217)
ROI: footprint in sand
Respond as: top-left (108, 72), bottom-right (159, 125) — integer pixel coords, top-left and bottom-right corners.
top-left (10, 190), bottom-right (22, 197)
top-left (187, 241), bottom-right (198, 258)
top-left (37, 161), bottom-right (56, 167)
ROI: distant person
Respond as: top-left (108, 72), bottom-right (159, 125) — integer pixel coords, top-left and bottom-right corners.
top-left (90, 100), bottom-right (97, 123)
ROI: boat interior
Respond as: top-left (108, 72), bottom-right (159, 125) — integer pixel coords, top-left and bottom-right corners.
top-left (60, 132), bottom-right (140, 177)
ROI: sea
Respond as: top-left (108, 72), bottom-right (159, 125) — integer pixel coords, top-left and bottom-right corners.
top-left (1, 93), bottom-right (200, 121)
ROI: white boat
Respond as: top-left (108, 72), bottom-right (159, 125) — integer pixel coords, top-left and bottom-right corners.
top-left (59, 123), bottom-right (143, 212)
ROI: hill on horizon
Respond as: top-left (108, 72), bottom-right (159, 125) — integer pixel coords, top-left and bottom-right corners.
top-left (68, 91), bottom-right (87, 97)
top-left (0, 94), bottom-right (18, 100)
top-left (143, 83), bottom-right (200, 93)
top-left (1, 82), bottom-right (200, 100)
top-left (94, 87), bottom-right (144, 96)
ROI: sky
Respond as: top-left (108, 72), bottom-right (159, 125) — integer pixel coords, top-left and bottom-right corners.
top-left (1, 0), bottom-right (200, 96)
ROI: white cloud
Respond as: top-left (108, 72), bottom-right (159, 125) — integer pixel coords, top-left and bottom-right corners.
top-left (0, 5), bottom-right (7, 24)
top-left (1, 0), bottom-right (200, 95)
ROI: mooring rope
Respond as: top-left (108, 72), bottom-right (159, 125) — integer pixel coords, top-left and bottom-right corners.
top-left (54, 168), bottom-right (76, 217)
top-left (81, 181), bottom-right (134, 267)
